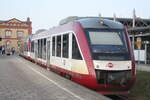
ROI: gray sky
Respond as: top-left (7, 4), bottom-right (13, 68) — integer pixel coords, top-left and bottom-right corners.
top-left (0, 0), bottom-right (150, 33)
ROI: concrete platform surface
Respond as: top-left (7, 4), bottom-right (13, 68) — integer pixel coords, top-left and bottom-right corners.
top-left (136, 63), bottom-right (150, 72)
top-left (0, 55), bottom-right (111, 100)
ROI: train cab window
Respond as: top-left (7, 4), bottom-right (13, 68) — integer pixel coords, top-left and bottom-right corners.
top-left (62, 34), bottom-right (69, 58)
top-left (72, 34), bottom-right (82, 60)
top-left (56, 35), bottom-right (61, 57)
top-left (52, 36), bottom-right (55, 56)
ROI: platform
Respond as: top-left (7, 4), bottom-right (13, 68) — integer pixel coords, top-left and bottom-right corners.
top-left (0, 55), bottom-right (111, 100)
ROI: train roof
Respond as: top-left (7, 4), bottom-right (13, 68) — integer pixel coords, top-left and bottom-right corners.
top-left (60, 17), bottom-right (124, 29)
top-left (31, 17), bottom-right (124, 41)
top-left (31, 30), bottom-right (50, 40)
top-left (76, 18), bottom-right (124, 29)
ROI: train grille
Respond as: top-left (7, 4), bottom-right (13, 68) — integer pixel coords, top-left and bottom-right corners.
top-left (95, 70), bottom-right (132, 85)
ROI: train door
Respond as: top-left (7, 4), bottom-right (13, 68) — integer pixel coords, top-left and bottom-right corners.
top-left (47, 37), bottom-right (51, 68)
top-left (63, 33), bottom-right (71, 71)
top-left (60, 33), bottom-right (71, 71)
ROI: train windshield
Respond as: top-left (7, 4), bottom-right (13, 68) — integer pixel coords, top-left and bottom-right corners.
top-left (85, 29), bottom-right (131, 61)
top-left (88, 31), bottom-right (123, 45)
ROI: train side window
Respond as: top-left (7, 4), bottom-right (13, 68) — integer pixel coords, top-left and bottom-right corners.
top-left (62, 34), bottom-right (69, 58)
top-left (42, 38), bottom-right (46, 60)
top-left (31, 41), bottom-right (34, 52)
top-left (40, 39), bottom-right (43, 58)
top-left (56, 35), bottom-right (61, 57)
top-left (52, 36), bottom-right (55, 56)
top-left (24, 43), bottom-right (28, 51)
top-left (38, 39), bottom-right (42, 58)
top-left (38, 40), bottom-right (40, 58)
top-left (72, 34), bottom-right (82, 60)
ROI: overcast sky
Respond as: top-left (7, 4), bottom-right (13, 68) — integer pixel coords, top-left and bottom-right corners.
top-left (0, 0), bottom-right (150, 33)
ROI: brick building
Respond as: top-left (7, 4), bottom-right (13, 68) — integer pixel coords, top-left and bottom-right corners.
top-left (0, 18), bottom-right (32, 53)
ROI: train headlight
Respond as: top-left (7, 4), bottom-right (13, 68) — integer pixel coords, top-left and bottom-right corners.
top-left (96, 65), bottom-right (100, 68)
top-left (99, 21), bottom-right (104, 25)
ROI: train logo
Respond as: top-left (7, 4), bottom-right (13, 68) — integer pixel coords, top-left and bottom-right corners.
top-left (107, 62), bottom-right (114, 68)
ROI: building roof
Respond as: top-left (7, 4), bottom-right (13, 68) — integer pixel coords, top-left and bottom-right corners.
top-left (0, 18), bottom-right (31, 24)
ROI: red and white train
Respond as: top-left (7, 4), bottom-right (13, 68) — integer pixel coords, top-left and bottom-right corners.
top-left (21, 18), bottom-right (136, 95)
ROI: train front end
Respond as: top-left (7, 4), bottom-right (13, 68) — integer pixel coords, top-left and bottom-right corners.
top-left (77, 18), bottom-right (136, 95)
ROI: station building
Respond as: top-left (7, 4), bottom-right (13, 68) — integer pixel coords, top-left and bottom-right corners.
top-left (114, 17), bottom-right (150, 64)
top-left (0, 18), bottom-right (32, 52)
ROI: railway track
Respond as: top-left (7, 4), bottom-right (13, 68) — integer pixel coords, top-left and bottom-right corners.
top-left (107, 95), bottom-right (129, 100)
top-left (117, 95), bottom-right (129, 100)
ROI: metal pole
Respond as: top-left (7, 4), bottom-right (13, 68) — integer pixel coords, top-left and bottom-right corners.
top-left (133, 8), bottom-right (136, 28)
top-left (132, 35), bottom-right (135, 50)
top-left (132, 9), bottom-right (136, 51)
top-left (145, 43), bottom-right (147, 64)
top-left (113, 13), bottom-right (116, 21)
top-left (138, 48), bottom-right (140, 64)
